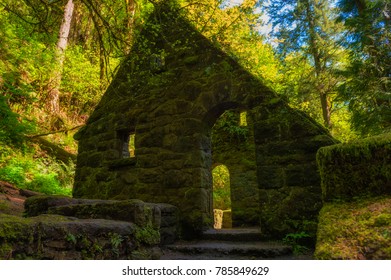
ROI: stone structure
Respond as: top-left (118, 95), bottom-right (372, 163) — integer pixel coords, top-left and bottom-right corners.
top-left (73, 1), bottom-right (336, 238)
top-left (0, 195), bottom-right (177, 259)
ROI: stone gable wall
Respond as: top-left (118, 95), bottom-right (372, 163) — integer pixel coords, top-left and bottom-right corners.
top-left (73, 2), bottom-right (337, 239)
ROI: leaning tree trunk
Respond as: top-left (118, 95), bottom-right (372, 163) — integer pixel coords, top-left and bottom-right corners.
top-left (47, 0), bottom-right (74, 115)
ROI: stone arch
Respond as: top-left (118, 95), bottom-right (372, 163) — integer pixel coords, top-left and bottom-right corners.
top-left (198, 101), bottom-right (260, 229)
top-left (202, 101), bottom-right (241, 128)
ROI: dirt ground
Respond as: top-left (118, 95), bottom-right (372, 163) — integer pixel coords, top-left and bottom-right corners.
top-left (0, 181), bottom-right (38, 216)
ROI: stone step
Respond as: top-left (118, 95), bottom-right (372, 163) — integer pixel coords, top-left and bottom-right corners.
top-left (161, 240), bottom-right (293, 260)
top-left (202, 228), bottom-right (265, 242)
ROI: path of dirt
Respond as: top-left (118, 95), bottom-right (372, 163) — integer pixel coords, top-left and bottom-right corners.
top-left (0, 181), bottom-right (41, 216)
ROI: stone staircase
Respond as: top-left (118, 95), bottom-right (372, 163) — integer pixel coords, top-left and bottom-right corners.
top-left (160, 228), bottom-right (304, 260)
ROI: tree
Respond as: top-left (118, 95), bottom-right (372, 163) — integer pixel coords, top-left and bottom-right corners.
top-left (180, 0), bottom-right (280, 86)
top-left (336, 0), bottom-right (390, 135)
top-left (265, 0), bottom-right (345, 129)
top-left (47, 0), bottom-right (74, 115)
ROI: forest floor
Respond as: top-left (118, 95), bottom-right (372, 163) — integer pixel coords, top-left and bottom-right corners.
top-left (0, 181), bottom-right (314, 260)
top-left (4, 181), bottom-right (389, 260)
top-left (0, 181), bottom-right (28, 216)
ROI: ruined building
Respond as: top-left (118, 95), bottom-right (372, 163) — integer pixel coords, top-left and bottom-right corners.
top-left (73, 1), bottom-right (336, 238)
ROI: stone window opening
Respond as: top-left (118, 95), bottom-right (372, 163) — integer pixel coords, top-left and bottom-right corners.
top-left (212, 164), bottom-right (232, 229)
top-left (120, 132), bottom-right (136, 158)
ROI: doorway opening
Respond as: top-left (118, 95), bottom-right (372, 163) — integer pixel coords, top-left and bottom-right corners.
top-left (212, 164), bottom-right (232, 229)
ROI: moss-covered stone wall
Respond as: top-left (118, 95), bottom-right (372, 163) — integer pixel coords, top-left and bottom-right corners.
top-left (73, 1), bottom-right (336, 239)
top-left (317, 133), bottom-right (391, 201)
top-left (0, 213), bottom-right (161, 260)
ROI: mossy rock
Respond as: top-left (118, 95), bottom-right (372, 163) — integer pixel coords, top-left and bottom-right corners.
top-left (0, 214), bottom-right (161, 260)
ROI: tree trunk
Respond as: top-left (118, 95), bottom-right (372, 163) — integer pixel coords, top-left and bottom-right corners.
top-left (47, 0), bottom-right (74, 114)
top-left (125, 0), bottom-right (136, 53)
top-left (304, 0), bottom-right (332, 128)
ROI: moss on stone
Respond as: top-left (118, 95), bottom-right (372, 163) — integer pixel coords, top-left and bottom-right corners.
top-left (24, 195), bottom-right (74, 217)
top-left (317, 133), bottom-right (391, 201)
top-left (0, 213), bottom-right (162, 260)
top-left (315, 196), bottom-right (391, 259)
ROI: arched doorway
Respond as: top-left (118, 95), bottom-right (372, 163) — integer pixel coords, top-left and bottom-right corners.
top-left (205, 105), bottom-right (260, 229)
top-left (212, 164), bottom-right (232, 229)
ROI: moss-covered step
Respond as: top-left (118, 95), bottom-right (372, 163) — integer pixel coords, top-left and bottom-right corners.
top-left (24, 195), bottom-right (179, 245)
top-left (0, 214), bottom-right (160, 260)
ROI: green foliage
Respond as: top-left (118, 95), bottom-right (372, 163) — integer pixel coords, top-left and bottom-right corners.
top-left (178, 0), bottom-right (280, 86)
top-left (110, 233), bottom-right (123, 248)
top-left (65, 233), bottom-right (77, 245)
top-left (212, 110), bottom-right (248, 142)
top-left (0, 165), bottom-right (25, 187)
top-left (336, 0), bottom-right (390, 135)
top-left (0, 146), bottom-right (73, 196)
top-left (134, 225), bottom-right (160, 245)
top-left (109, 232), bottom-right (124, 256)
top-left (283, 231), bottom-right (311, 255)
top-left (27, 173), bottom-right (69, 196)
top-left (61, 46), bottom-right (105, 117)
top-left (212, 164), bottom-right (231, 210)
top-left (0, 95), bottom-right (32, 147)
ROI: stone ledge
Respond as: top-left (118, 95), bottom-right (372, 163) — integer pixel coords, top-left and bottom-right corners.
top-left (24, 195), bottom-right (179, 245)
top-left (0, 214), bottom-right (160, 260)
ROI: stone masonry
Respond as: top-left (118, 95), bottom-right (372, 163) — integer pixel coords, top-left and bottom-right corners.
top-left (73, 1), bottom-right (337, 239)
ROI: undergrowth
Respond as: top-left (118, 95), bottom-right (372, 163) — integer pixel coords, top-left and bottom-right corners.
top-left (0, 144), bottom-right (74, 196)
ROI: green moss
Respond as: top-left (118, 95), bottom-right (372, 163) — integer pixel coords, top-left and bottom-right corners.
top-left (0, 214), bottom-right (34, 259)
top-left (373, 214), bottom-right (391, 227)
top-left (0, 201), bottom-right (9, 212)
top-left (183, 55), bottom-right (199, 65)
top-left (0, 214), bottom-right (31, 240)
top-left (315, 196), bottom-right (391, 259)
top-left (317, 133), bottom-right (391, 201)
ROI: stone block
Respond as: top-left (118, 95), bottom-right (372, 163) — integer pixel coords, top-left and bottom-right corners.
top-left (253, 121), bottom-right (283, 143)
top-left (160, 226), bottom-right (178, 245)
top-left (137, 168), bottom-right (162, 184)
top-left (95, 170), bottom-right (113, 182)
top-left (162, 133), bottom-right (178, 148)
top-left (87, 152), bottom-right (103, 168)
top-left (163, 159), bottom-right (184, 170)
top-left (183, 81), bottom-right (202, 101)
top-left (284, 163), bottom-right (320, 187)
top-left (175, 100), bottom-right (193, 114)
top-left (257, 165), bottom-right (285, 189)
top-left (120, 170), bottom-right (138, 184)
top-left (137, 154), bottom-right (160, 168)
top-left (48, 200), bottom-right (157, 228)
top-left (259, 186), bottom-right (322, 238)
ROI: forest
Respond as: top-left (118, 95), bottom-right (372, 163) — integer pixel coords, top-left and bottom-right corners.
top-left (0, 0), bottom-right (390, 260)
top-left (0, 0), bottom-right (390, 196)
